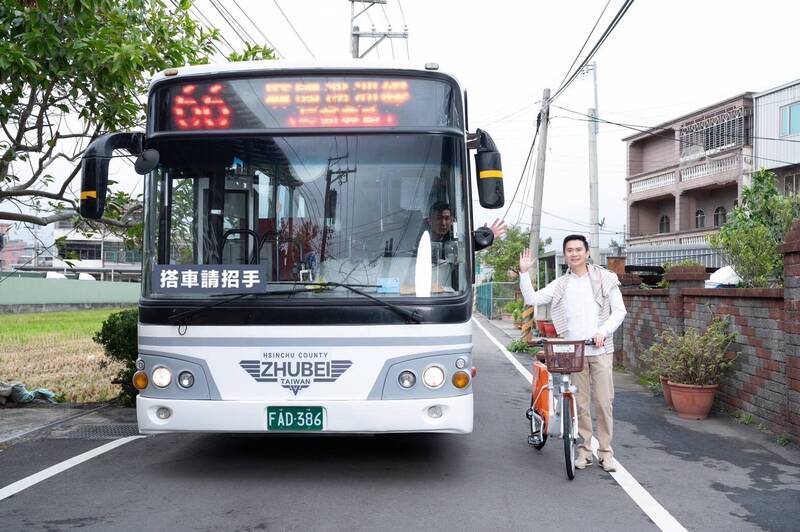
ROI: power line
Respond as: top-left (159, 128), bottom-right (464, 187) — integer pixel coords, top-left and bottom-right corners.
top-left (231, 0), bottom-right (284, 58)
top-left (273, 0), bottom-right (316, 58)
top-left (207, 0), bottom-right (249, 47)
top-left (554, 0), bottom-right (611, 95)
top-left (379, 4), bottom-right (396, 60)
top-left (551, 0), bottom-right (635, 102)
top-left (168, 0), bottom-right (231, 57)
top-left (502, 111), bottom-right (541, 221)
top-left (216, 0), bottom-right (258, 44)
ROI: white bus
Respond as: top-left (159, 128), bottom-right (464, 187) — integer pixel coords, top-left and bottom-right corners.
top-left (80, 61), bottom-right (504, 434)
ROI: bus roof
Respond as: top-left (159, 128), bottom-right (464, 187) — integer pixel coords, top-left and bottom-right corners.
top-left (149, 60), bottom-right (462, 91)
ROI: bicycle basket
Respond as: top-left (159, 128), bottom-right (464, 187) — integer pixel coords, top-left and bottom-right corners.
top-left (543, 340), bottom-right (586, 373)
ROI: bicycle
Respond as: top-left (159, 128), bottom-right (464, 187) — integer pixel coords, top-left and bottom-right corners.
top-left (525, 338), bottom-right (594, 480)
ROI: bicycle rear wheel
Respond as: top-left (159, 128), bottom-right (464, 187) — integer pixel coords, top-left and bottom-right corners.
top-left (562, 395), bottom-right (576, 480)
top-left (534, 413), bottom-right (548, 450)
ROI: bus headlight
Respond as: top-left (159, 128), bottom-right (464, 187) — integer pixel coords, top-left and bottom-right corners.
top-left (178, 371), bottom-right (195, 389)
top-left (422, 365), bottom-right (445, 389)
top-left (152, 367), bottom-right (172, 388)
top-left (398, 370), bottom-right (416, 389)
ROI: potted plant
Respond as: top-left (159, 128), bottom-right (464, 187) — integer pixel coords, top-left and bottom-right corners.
top-left (646, 315), bottom-right (737, 419)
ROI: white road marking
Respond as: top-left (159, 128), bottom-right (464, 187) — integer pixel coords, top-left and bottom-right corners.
top-left (473, 317), bottom-right (688, 532)
top-left (0, 435), bottom-right (145, 502)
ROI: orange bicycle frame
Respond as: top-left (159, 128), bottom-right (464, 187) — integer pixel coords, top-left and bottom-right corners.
top-left (530, 360), bottom-right (551, 431)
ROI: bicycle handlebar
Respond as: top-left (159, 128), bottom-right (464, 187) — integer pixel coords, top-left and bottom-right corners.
top-left (528, 338), bottom-right (596, 347)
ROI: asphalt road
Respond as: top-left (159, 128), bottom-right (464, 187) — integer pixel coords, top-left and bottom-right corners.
top-left (1, 316), bottom-right (798, 531)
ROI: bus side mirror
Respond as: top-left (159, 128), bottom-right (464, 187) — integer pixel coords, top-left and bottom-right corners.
top-left (80, 132), bottom-right (148, 220)
top-left (472, 129), bottom-right (504, 209)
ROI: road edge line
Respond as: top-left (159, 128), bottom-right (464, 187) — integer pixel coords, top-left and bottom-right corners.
top-left (472, 316), bottom-right (688, 532)
top-left (0, 435), bottom-right (145, 502)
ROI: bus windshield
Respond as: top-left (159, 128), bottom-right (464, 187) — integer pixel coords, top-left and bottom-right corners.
top-left (143, 134), bottom-right (468, 299)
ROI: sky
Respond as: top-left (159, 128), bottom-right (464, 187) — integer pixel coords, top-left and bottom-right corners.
top-left (13, 0), bottom-right (800, 252)
top-left (184, 0), bottom-right (800, 251)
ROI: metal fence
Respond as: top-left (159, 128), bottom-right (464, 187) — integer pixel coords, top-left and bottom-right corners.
top-left (475, 282), bottom-right (517, 319)
top-left (625, 244), bottom-right (726, 268)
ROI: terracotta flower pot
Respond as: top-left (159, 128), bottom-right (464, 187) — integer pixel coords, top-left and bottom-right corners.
top-left (535, 320), bottom-right (557, 338)
top-left (667, 381), bottom-right (719, 420)
top-left (660, 376), bottom-right (674, 408)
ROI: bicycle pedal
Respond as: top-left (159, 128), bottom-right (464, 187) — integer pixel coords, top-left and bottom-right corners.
top-left (527, 434), bottom-right (542, 446)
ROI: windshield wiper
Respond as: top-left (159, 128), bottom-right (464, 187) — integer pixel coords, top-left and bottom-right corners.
top-left (308, 281), bottom-right (423, 324)
top-left (167, 286), bottom-right (312, 325)
top-left (167, 282), bottom-right (423, 325)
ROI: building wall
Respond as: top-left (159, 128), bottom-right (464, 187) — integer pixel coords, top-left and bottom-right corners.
top-left (636, 133), bottom-right (677, 175)
top-left (690, 186), bottom-right (738, 228)
top-left (754, 81), bottom-right (800, 171)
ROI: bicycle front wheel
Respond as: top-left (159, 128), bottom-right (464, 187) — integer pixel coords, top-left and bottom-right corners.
top-left (562, 395), bottom-right (576, 480)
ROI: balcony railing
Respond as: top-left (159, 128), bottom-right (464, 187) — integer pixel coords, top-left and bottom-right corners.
top-left (628, 227), bottom-right (718, 247)
top-left (679, 154), bottom-right (739, 183)
top-left (630, 170), bottom-right (677, 194)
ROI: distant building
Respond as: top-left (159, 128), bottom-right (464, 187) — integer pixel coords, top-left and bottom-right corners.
top-left (0, 224), bottom-right (27, 270)
top-left (753, 78), bottom-right (800, 194)
top-left (623, 93), bottom-right (754, 266)
top-left (50, 216), bottom-right (141, 281)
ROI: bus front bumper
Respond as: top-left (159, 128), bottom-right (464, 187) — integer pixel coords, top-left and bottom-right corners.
top-left (136, 394), bottom-right (473, 434)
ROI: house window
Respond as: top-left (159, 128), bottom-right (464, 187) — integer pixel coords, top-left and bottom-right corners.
top-left (780, 103), bottom-right (800, 136)
top-left (714, 206), bottom-right (727, 226)
top-left (695, 210), bottom-right (705, 229)
top-left (659, 215), bottom-right (670, 233)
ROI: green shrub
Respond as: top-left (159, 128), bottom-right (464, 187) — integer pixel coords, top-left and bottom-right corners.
top-left (507, 338), bottom-right (541, 354)
top-left (663, 260), bottom-right (704, 272)
top-left (709, 168), bottom-right (800, 287)
top-left (645, 315), bottom-right (737, 385)
top-left (93, 308), bottom-right (138, 406)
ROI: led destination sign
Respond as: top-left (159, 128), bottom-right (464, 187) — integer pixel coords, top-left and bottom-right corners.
top-left (154, 74), bottom-right (461, 132)
top-left (265, 79), bottom-right (410, 128)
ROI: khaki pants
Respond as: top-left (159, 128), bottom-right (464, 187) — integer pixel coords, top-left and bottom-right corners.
top-left (574, 353), bottom-right (614, 462)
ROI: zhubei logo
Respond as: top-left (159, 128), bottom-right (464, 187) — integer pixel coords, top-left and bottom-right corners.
top-left (239, 359), bottom-right (353, 395)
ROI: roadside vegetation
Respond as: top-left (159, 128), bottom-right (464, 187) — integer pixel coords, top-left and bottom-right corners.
top-left (0, 308), bottom-right (129, 403)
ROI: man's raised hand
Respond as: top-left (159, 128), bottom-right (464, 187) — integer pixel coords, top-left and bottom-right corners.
top-left (519, 247), bottom-right (534, 274)
top-left (486, 218), bottom-right (507, 239)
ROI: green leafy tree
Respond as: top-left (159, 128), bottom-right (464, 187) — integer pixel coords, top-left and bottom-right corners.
top-left (0, 0), bottom-right (274, 233)
top-left (479, 225), bottom-right (551, 281)
top-left (709, 169), bottom-right (800, 287)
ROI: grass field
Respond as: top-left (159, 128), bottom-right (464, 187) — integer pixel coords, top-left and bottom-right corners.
top-left (0, 308), bottom-right (131, 403)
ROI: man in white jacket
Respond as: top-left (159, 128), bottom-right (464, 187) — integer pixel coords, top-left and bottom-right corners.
top-left (519, 234), bottom-right (626, 472)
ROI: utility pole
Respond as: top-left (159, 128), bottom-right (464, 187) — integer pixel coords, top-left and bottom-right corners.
top-left (529, 88), bottom-right (551, 289)
top-left (349, 0), bottom-right (408, 59)
top-left (584, 62), bottom-right (600, 263)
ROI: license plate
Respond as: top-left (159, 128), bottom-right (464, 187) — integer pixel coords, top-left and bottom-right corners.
top-left (267, 406), bottom-right (324, 431)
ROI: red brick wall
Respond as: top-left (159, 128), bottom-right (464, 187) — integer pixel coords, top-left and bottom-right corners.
top-left (620, 252), bottom-right (799, 443)
top-left (682, 291), bottom-right (785, 436)
top-left (619, 289), bottom-right (668, 371)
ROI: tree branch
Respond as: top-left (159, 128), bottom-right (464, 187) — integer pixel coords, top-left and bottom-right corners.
top-left (0, 210), bottom-right (74, 226)
top-left (57, 164), bottom-right (83, 198)
top-left (9, 135), bottom-right (59, 192)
